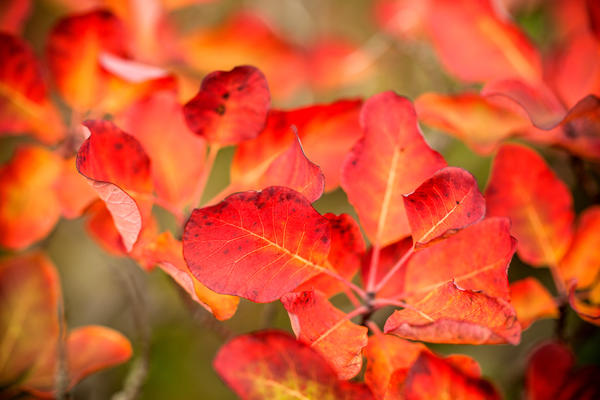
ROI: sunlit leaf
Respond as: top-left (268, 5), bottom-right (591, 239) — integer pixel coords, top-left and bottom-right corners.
top-left (281, 290), bottom-right (368, 380)
top-left (403, 167), bottom-right (485, 244)
top-left (510, 278), bottom-right (558, 329)
top-left (341, 91), bottom-right (446, 246)
top-left (485, 143), bottom-right (574, 266)
top-left (183, 187), bottom-right (331, 302)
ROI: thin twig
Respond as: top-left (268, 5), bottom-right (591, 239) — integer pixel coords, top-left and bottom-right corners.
top-left (55, 298), bottom-right (69, 400)
top-left (190, 144), bottom-right (221, 210)
top-left (373, 247), bottom-right (415, 293)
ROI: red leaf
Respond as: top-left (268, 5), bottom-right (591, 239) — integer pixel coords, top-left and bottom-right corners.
top-left (260, 134), bottom-right (325, 203)
top-left (485, 143), bottom-right (574, 266)
top-left (0, 33), bottom-right (64, 144)
top-left (395, 352), bottom-right (501, 400)
top-left (510, 278), bottom-right (558, 330)
top-left (424, 0), bottom-right (542, 83)
top-left (374, 218), bottom-right (516, 302)
top-left (23, 326), bottom-right (132, 396)
top-left (214, 331), bottom-right (374, 400)
top-left (363, 333), bottom-right (428, 399)
top-left (183, 65), bottom-right (270, 145)
top-left (403, 167), bottom-right (485, 244)
top-left (281, 290), bottom-right (368, 379)
top-left (560, 206), bottom-right (600, 289)
top-left (296, 213), bottom-right (366, 297)
top-left (46, 10), bottom-right (128, 111)
top-left (142, 231), bottom-right (239, 320)
top-left (231, 99), bottom-right (362, 192)
top-left (117, 90), bottom-right (207, 210)
top-left (525, 342), bottom-right (575, 400)
top-left (415, 92), bottom-right (530, 154)
top-left (341, 91), bottom-right (446, 246)
top-left (0, 0), bottom-right (31, 34)
top-left (77, 120), bottom-right (153, 252)
top-left (0, 253), bottom-right (60, 385)
top-left (183, 187), bottom-right (331, 302)
top-left (384, 281), bottom-right (521, 344)
top-left (0, 146), bottom-right (62, 249)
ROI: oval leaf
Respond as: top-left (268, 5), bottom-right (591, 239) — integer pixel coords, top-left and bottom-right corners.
top-left (183, 65), bottom-right (270, 145)
top-left (183, 186), bottom-right (331, 302)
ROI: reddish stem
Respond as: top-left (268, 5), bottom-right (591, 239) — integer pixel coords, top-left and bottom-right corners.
top-left (373, 246), bottom-right (415, 293)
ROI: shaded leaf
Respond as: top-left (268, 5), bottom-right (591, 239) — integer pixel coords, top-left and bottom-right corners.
top-left (403, 167), bottom-right (485, 244)
top-left (0, 33), bottom-right (64, 143)
top-left (260, 134), bottom-right (325, 203)
top-left (281, 290), bottom-right (368, 380)
top-left (485, 143), bottom-right (574, 266)
top-left (510, 278), bottom-right (558, 329)
top-left (363, 334), bottom-right (428, 400)
top-left (341, 91), bottom-right (446, 246)
top-left (384, 281), bottom-right (521, 344)
top-left (0, 146), bottom-right (62, 249)
top-left (142, 232), bottom-right (239, 321)
top-left (525, 342), bottom-right (575, 400)
top-left (296, 213), bottom-right (366, 297)
top-left (391, 352), bottom-right (501, 400)
top-left (183, 187), bottom-right (331, 303)
top-left (232, 100), bottom-right (362, 192)
top-left (214, 330), bottom-right (373, 400)
top-left (0, 253), bottom-right (60, 386)
top-left (183, 65), bottom-right (270, 145)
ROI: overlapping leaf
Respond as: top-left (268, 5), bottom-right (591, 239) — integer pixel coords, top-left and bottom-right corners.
top-left (281, 290), bottom-right (368, 380)
top-left (142, 231), bottom-right (239, 320)
top-left (214, 331), bottom-right (373, 400)
top-left (231, 99), bottom-right (362, 193)
top-left (0, 33), bottom-right (64, 143)
top-left (183, 186), bottom-right (331, 302)
top-left (76, 120), bottom-right (153, 252)
top-left (341, 91), bottom-right (446, 246)
top-left (510, 278), bottom-right (558, 329)
top-left (403, 167), bottom-right (485, 244)
top-left (485, 143), bottom-right (574, 266)
top-left (183, 65), bottom-right (270, 145)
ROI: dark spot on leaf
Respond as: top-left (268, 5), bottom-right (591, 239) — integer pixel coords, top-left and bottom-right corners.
top-left (223, 249), bottom-right (229, 255)
top-left (320, 235), bottom-right (328, 244)
top-left (205, 221), bottom-right (213, 226)
top-left (222, 92), bottom-right (230, 100)
top-left (455, 200), bottom-right (460, 205)
top-left (237, 84), bottom-right (246, 91)
top-left (114, 142), bottom-right (123, 150)
top-left (215, 104), bottom-right (226, 115)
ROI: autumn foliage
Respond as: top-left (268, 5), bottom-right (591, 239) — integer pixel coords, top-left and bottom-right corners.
top-left (1, 0), bottom-right (600, 398)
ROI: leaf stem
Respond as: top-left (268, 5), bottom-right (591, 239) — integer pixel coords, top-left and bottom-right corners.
top-left (343, 285), bottom-right (362, 307)
top-left (365, 244), bottom-right (381, 294)
top-left (319, 267), bottom-right (368, 300)
top-left (373, 246), bottom-right (415, 293)
top-left (190, 144), bottom-right (221, 210)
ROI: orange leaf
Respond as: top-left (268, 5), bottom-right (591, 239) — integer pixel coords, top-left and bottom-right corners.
top-left (77, 120), bottom-right (153, 252)
top-left (183, 65), bottom-right (270, 145)
top-left (375, 218), bottom-right (516, 301)
top-left (384, 281), bottom-right (521, 344)
top-left (363, 334), bottom-right (428, 400)
top-left (569, 283), bottom-right (600, 326)
top-left (0, 146), bottom-right (62, 249)
top-left (415, 92), bottom-right (530, 154)
top-left (55, 156), bottom-right (98, 219)
top-left (0, 253), bottom-right (60, 386)
top-left (46, 9), bottom-right (128, 111)
top-left (183, 187), bottom-right (331, 303)
top-left (341, 91), bottom-right (446, 246)
top-left (296, 213), bottom-right (366, 297)
top-left (23, 326), bottom-right (132, 396)
top-left (259, 134), bottom-right (325, 203)
top-left (214, 331), bottom-right (374, 400)
top-left (178, 12), bottom-right (306, 101)
top-left (117, 90), bottom-right (207, 210)
top-left (231, 100), bottom-right (362, 192)
top-left (142, 232), bottom-right (239, 321)
top-left (281, 290), bottom-right (368, 380)
top-left (559, 206), bottom-right (600, 289)
top-left (510, 278), bottom-right (558, 330)
top-left (0, 33), bottom-right (64, 144)
top-left (391, 352), bottom-right (501, 400)
top-left (404, 167), bottom-right (485, 244)
top-left (424, 0), bottom-right (542, 83)
top-left (485, 143), bottom-right (574, 266)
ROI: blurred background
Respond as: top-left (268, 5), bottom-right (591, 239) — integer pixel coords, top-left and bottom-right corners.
top-left (2, 0), bottom-right (599, 398)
